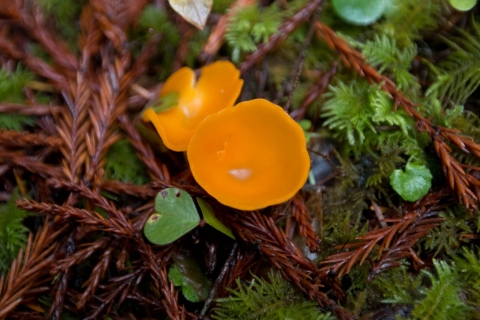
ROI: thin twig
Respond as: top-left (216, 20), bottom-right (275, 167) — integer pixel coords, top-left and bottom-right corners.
top-left (200, 243), bottom-right (238, 316)
top-left (284, 9), bottom-right (319, 112)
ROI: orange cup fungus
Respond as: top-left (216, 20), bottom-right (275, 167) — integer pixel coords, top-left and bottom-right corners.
top-left (142, 61), bottom-right (243, 151)
top-left (187, 99), bottom-right (310, 210)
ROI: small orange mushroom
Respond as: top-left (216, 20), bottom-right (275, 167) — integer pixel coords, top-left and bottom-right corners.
top-left (187, 99), bottom-right (310, 210)
top-left (142, 61), bottom-right (243, 151)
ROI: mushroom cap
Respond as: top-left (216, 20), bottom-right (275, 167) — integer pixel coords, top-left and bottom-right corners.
top-left (142, 61), bottom-right (243, 151)
top-left (187, 99), bottom-right (310, 210)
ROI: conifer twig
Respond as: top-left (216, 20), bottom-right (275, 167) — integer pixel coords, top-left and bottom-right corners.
top-left (290, 61), bottom-right (338, 120)
top-left (0, 1), bottom-right (78, 75)
top-left (0, 220), bottom-right (66, 320)
top-left (201, 0), bottom-right (256, 61)
top-left (101, 180), bottom-right (158, 199)
top-left (223, 210), bottom-right (352, 320)
top-left (0, 103), bottom-right (61, 115)
top-left (0, 36), bottom-right (68, 88)
top-left (315, 22), bottom-right (480, 210)
top-left (52, 240), bottom-right (108, 273)
top-left (16, 199), bottom-right (134, 237)
top-left (0, 130), bottom-right (62, 147)
top-left (0, 151), bottom-right (63, 179)
top-left (200, 243), bottom-right (238, 316)
top-left (318, 191), bottom-right (447, 279)
top-left (135, 240), bottom-right (182, 320)
top-left (284, 7), bottom-right (319, 112)
top-left (118, 115), bottom-right (167, 181)
top-left (239, 0), bottom-right (325, 74)
top-left (76, 247), bottom-right (113, 309)
top-left (219, 249), bottom-right (260, 297)
top-left (46, 180), bottom-right (134, 232)
top-left (54, 12), bottom-right (93, 184)
top-left (291, 193), bottom-right (320, 252)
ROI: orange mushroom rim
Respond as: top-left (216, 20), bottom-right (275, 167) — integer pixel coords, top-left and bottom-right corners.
top-left (141, 61), bottom-right (243, 152)
top-left (187, 99), bottom-right (311, 211)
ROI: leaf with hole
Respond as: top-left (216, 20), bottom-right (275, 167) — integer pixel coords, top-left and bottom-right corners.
top-left (390, 163), bottom-right (432, 202)
top-left (168, 0), bottom-right (212, 30)
top-left (143, 188), bottom-right (200, 245)
top-left (332, 0), bottom-right (389, 26)
top-left (197, 198), bottom-right (235, 239)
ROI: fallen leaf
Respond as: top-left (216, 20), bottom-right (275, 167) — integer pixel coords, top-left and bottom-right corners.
top-left (168, 0), bottom-right (213, 30)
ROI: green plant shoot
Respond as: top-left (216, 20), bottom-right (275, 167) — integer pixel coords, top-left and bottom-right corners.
top-left (197, 198), bottom-right (235, 239)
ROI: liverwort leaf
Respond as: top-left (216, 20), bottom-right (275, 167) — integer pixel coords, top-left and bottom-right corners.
top-left (143, 188), bottom-right (200, 245)
top-left (168, 264), bottom-right (184, 286)
top-left (449, 0), bottom-right (477, 11)
top-left (182, 285), bottom-right (200, 303)
top-left (196, 198), bottom-right (235, 239)
top-left (167, 264), bottom-right (200, 302)
top-left (168, 254), bottom-right (213, 302)
top-left (390, 163), bottom-right (432, 202)
top-left (332, 0), bottom-right (389, 26)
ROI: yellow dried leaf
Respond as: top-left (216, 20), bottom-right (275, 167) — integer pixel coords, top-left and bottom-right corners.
top-left (168, 0), bottom-right (212, 30)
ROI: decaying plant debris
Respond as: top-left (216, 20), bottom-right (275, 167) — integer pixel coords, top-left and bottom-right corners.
top-left (0, 0), bottom-right (479, 319)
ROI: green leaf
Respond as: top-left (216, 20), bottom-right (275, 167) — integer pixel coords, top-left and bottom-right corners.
top-left (389, 162), bottom-right (432, 202)
top-left (298, 119), bottom-right (313, 143)
top-left (298, 119), bottom-right (312, 131)
top-left (449, 0), bottom-right (477, 11)
top-left (168, 0), bottom-right (212, 30)
top-left (144, 188), bottom-right (200, 245)
top-left (149, 91), bottom-right (180, 114)
top-left (196, 198), bottom-right (235, 239)
top-left (182, 285), bottom-right (200, 303)
top-left (168, 264), bottom-right (184, 286)
top-left (168, 264), bottom-right (201, 302)
top-left (332, 0), bottom-right (389, 26)
top-left (168, 254), bottom-right (213, 302)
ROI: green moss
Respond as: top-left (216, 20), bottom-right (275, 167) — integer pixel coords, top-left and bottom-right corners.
top-left (212, 0), bottom-right (235, 13)
top-left (0, 66), bottom-right (36, 131)
top-left (136, 5), bottom-right (181, 81)
top-left (225, 1), bottom-right (307, 62)
top-left (213, 271), bottom-right (335, 320)
top-left (0, 190), bottom-right (31, 275)
top-left (376, 0), bottom-right (447, 47)
top-left (38, 0), bottom-right (87, 50)
top-left (422, 206), bottom-right (475, 256)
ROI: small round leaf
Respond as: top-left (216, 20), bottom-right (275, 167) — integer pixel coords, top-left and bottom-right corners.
top-left (332, 0), bottom-right (388, 26)
top-left (144, 188), bottom-right (200, 245)
top-left (390, 163), bottom-right (432, 202)
top-left (449, 0), bottom-right (477, 11)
